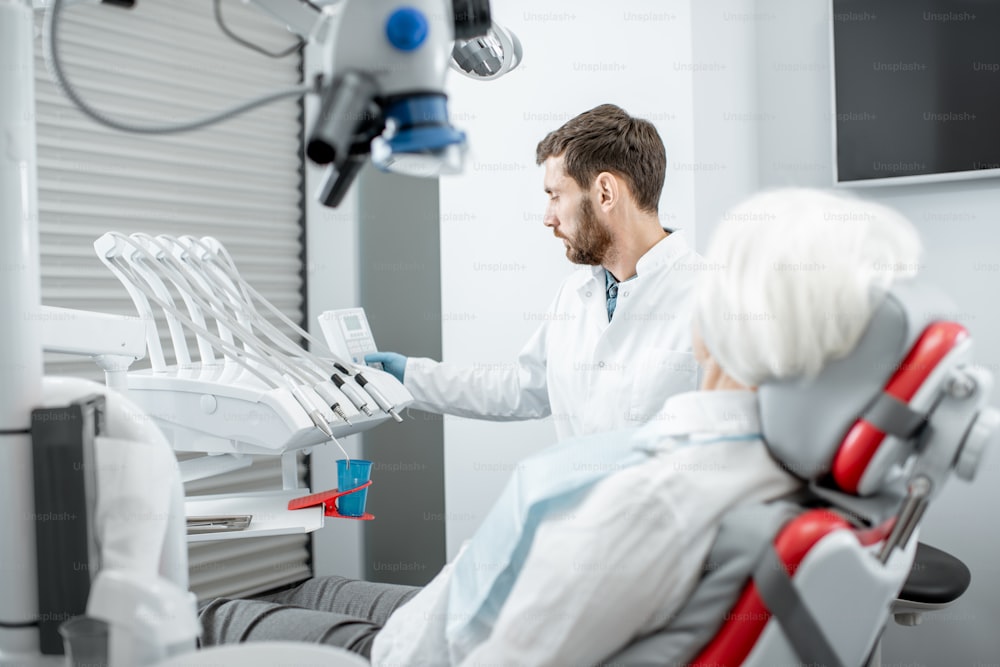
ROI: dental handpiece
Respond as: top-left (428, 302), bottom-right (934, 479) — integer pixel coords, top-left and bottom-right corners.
top-left (331, 374), bottom-right (374, 417)
top-left (353, 372), bottom-right (403, 422)
top-left (288, 381), bottom-right (334, 437)
top-left (314, 382), bottom-right (353, 425)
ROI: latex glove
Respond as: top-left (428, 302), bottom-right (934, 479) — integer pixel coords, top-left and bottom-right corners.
top-left (365, 351), bottom-right (407, 383)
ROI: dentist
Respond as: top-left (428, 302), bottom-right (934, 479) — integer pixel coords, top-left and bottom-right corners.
top-left (368, 103), bottom-right (703, 439)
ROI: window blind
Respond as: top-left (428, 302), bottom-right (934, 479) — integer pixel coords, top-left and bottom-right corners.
top-left (34, 0), bottom-right (311, 601)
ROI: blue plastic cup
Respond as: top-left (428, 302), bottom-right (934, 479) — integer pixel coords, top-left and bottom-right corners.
top-left (337, 459), bottom-right (372, 517)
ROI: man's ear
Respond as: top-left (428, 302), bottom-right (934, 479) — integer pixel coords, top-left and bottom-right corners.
top-left (594, 172), bottom-right (619, 212)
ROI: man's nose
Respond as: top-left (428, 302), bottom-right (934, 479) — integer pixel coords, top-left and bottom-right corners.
top-left (543, 205), bottom-right (556, 227)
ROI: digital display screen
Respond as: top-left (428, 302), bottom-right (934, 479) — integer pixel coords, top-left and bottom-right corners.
top-left (833, 0), bottom-right (1000, 183)
top-left (343, 314), bottom-right (363, 332)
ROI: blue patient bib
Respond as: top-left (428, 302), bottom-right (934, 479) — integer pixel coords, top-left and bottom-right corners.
top-left (446, 428), bottom-right (648, 659)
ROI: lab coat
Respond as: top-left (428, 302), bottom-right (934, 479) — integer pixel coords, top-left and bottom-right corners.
top-left (370, 390), bottom-right (802, 666)
top-left (404, 230), bottom-right (703, 440)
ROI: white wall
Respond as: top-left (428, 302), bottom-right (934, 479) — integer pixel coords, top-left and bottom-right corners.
top-left (756, 1), bottom-right (1000, 662)
top-left (690, 2), bottom-right (763, 246)
top-left (438, 0), bottom-right (761, 557)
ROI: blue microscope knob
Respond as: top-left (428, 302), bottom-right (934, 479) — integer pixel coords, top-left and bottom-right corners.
top-left (386, 8), bottom-right (429, 51)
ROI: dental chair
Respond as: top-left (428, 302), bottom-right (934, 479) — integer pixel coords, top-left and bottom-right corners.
top-left (603, 279), bottom-right (999, 667)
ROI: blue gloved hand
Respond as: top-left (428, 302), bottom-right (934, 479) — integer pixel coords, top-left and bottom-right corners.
top-left (364, 352), bottom-right (407, 383)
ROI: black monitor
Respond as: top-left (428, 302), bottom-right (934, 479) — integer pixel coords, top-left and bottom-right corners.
top-left (832, 0), bottom-right (1000, 185)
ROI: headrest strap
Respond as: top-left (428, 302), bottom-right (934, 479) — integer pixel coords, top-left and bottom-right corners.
top-left (753, 545), bottom-right (845, 667)
top-left (862, 393), bottom-right (926, 439)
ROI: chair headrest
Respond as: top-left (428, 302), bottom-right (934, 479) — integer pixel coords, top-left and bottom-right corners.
top-left (758, 278), bottom-right (970, 495)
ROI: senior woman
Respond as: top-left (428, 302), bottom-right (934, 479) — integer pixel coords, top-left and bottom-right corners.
top-left (199, 188), bottom-right (922, 666)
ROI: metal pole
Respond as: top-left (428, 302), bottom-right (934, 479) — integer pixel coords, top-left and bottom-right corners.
top-left (0, 1), bottom-right (46, 664)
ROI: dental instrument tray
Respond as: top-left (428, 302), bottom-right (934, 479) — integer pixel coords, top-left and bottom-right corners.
top-left (186, 514), bottom-right (253, 534)
top-left (124, 364), bottom-right (410, 456)
top-left (93, 232), bottom-right (413, 459)
top-left (184, 489), bottom-right (325, 543)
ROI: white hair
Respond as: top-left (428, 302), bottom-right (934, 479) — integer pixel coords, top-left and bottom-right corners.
top-left (696, 188), bottom-right (923, 387)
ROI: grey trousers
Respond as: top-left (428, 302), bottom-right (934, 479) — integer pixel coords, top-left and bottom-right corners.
top-left (198, 576), bottom-right (421, 659)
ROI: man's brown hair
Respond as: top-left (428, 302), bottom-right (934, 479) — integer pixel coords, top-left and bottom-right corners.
top-left (535, 104), bottom-right (666, 214)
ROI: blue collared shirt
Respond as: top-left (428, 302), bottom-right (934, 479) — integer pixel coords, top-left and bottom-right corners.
top-left (604, 269), bottom-right (636, 322)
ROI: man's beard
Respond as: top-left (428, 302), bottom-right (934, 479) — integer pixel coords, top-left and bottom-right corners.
top-left (565, 198), bottom-right (613, 266)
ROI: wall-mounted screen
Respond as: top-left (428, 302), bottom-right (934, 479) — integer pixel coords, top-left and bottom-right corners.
top-left (832, 0), bottom-right (1000, 185)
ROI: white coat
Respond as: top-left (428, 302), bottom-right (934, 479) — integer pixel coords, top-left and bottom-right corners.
top-left (403, 230), bottom-right (704, 440)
